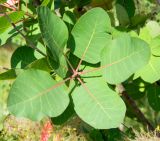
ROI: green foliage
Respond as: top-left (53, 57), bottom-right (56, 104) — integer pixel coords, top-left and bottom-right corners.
top-left (0, 11), bottom-right (24, 34)
top-left (8, 69), bottom-right (69, 120)
top-left (70, 7), bottom-right (111, 64)
top-left (72, 77), bottom-right (126, 129)
top-left (1, 0), bottom-right (160, 140)
top-left (101, 34), bottom-right (150, 84)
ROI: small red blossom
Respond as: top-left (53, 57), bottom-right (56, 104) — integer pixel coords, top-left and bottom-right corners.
top-left (40, 120), bottom-right (53, 141)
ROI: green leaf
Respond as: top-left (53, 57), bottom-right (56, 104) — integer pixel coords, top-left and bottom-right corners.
top-left (146, 21), bottom-right (160, 38)
top-left (47, 48), bottom-right (68, 78)
top-left (150, 36), bottom-right (160, 56)
top-left (63, 11), bottom-right (76, 33)
top-left (34, 42), bottom-right (46, 59)
top-left (131, 14), bottom-right (148, 27)
top-left (7, 69), bottom-right (69, 120)
top-left (70, 7), bottom-right (111, 64)
top-left (115, 4), bottom-right (130, 26)
top-left (27, 58), bottom-right (51, 72)
top-left (37, 6), bottom-right (68, 78)
top-left (0, 11), bottom-right (24, 34)
top-left (11, 46), bottom-right (37, 69)
top-left (0, 26), bottom-right (13, 46)
top-left (117, 0), bottom-right (135, 18)
top-left (72, 78), bottom-right (126, 129)
top-left (139, 21), bottom-right (160, 44)
top-left (139, 26), bottom-right (152, 44)
top-left (101, 34), bottom-right (151, 84)
top-left (51, 100), bottom-right (75, 125)
top-left (0, 23), bottom-right (23, 46)
top-left (0, 69), bottom-right (23, 80)
top-left (37, 6), bottom-right (68, 63)
top-left (41, 0), bottom-right (50, 6)
top-left (147, 85), bottom-right (160, 111)
top-left (134, 56), bottom-right (160, 83)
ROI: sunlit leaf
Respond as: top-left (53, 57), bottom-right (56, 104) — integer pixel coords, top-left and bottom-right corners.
top-left (8, 69), bottom-right (69, 120)
top-left (150, 36), bottom-right (160, 56)
top-left (72, 78), bottom-right (126, 129)
top-left (71, 8), bottom-right (111, 64)
top-left (134, 56), bottom-right (160, 83)
top-left (0, 11), bottom-right (24, 34)
top-left (101, 34), bottom-right (151, 84)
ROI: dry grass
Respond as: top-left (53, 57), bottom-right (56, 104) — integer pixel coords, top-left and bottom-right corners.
top-left (131, 131), bottom-right (160, 141)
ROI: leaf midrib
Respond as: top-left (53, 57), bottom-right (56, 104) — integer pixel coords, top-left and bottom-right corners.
top-left (80, 82), bottom-right (112, 120)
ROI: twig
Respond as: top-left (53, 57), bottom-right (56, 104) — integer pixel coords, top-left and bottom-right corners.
top-left (117, 84), bottom-right (154, 131)
top-left (0, 66), bottom-right (10, 70)
top-left (1, 7), bottom-right (46, 57)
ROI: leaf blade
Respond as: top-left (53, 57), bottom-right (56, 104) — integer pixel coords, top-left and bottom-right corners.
top-left (71, 8), bottom-right (111, 64)
top-left (101, 34), bottom-right (151, 84)
top-left (7, 69), bottom-right (69, 120)
top-left (72, 78), bottom-right (126, 129)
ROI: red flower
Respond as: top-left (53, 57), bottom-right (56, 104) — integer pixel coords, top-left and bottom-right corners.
top-left (40, 120), bottom-right (53, 141)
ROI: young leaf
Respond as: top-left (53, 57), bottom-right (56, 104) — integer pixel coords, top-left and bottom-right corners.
top-left (7, 69), bottom-right (69, 120)
top-left (0, 11), bottom-right (24, 33)
top-left (72, 78), bottom-right (126, 129)
top-left (134, 56), bottom-right (160, 83)
top-left (150, 36), bottom-right (160, 56)
top-left (101, 34), bottom-right (151, 84)
top-left (70, 7), bottom-right (111, 64)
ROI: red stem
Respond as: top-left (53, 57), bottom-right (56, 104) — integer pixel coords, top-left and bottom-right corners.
top-left (80, 57), bottom-right (128, 76)
top-left (1, 3), bottom-right (16, 10)
top-left (75, 46), bottom-right (88, 72)
top-left (63, 54), bottom-right (76, 73)
top-left (41, 77), bottom-right (71, 95)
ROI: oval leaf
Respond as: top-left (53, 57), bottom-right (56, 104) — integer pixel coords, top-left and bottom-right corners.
top-left (37, 6), bottom-right (68, 63)
top-left (71, 7), bottom-right (111, 64)
top-left (37, 6), bottom-right (68, 77)
top-left (7, 69), bottom-right (69, 120)
top-left (101, 34), bottom-right (151, 84)
top-left (72, 78), bottom-right (126, 129)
